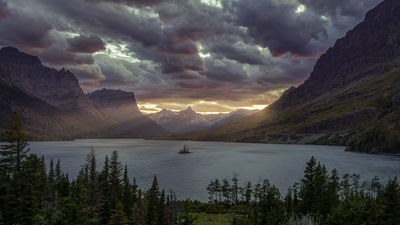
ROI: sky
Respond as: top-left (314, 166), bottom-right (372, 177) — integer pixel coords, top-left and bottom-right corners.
top-left (0, 0), bottom-right (382, 114)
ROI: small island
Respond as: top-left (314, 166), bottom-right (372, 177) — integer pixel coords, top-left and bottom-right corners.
top-left (178, 145), bottom-right (191, 154)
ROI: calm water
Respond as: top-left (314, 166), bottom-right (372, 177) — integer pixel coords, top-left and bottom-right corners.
top-left (29, 139), bottom-right (400, 201)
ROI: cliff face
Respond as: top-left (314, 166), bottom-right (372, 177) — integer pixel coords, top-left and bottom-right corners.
top-left (0, 47), bottom-right (105, 120)
top-left (87, 88), bottom-right (142, 120)
top-left (86, 88), bottom-right (169, 137)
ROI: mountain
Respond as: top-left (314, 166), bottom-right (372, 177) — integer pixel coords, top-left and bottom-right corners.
top-left (149, 107), bottom-right (212, 133)
top-left (171, 0), bottom-right (400, 153)
top-left (86, 88), bottom-right (168, 137)
top-left (0, 47), bottom-right (106, 123)
top-left (149, 107), bottom-right (259, 133)
top-left (0, 47), bottom-right (167, 139)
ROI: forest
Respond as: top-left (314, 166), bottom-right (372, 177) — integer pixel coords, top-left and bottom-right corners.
top-left (1, 112), bottom-right (400, 225)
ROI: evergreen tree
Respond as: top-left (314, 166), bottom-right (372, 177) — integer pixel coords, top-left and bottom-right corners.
top-left (135, 190), bottom-right (146, 225)
top-left (99, 155), bottom-right (111, 224)
top-left (107, 202), bottom-right (130, 225)
top-left (147, 175), bottom-right (160, 225)
top-left (381, 177), bottom-right (400, 224)
top-left (298, 156), bottom-right (317, 214)
top-left (109, 150), bottom-right (123, 209)
top-left (0, 112), bottom-right (30, 175)
top-left (157, 189), bottom-right (166, 225)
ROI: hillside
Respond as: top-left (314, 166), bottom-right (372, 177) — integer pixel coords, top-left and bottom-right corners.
top-left (170, 0), bottom-right (400, 154)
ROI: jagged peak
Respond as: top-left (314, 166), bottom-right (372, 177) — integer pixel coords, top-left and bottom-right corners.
top-left (184, 106), bottom-right (195, 112)
top-left (0, 46), bottom-right (42, 66)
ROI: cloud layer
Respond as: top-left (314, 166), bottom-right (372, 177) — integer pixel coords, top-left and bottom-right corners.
top-left (0, 0), bottom-right (382, 112)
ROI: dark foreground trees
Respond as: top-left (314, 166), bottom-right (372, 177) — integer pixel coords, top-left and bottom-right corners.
top-left (203, 157), bottom-right (400, 225)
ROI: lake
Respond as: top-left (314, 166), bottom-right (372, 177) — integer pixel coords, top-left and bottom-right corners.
top-left (29, 139), bottom-right (400, 201)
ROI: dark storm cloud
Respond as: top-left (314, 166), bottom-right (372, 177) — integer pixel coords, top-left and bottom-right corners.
top-left (202, 58), bottom-right (248, 82)
top-left (211, 42), bottom-right (266, 65)
top-left (86, 0), bottom-right (162, 7)
top-left (0, 0), bottom-right (7, 19)
top-left (40, 47), bottom-right (95, 66)
top-left (225, 0), bottom-right (327, 57)
top-left (40, 0), bottom-right (163, 47)
top-left (0, 5), bottom-right (52, 49)
top-left (298, 0), bottom-right (380, 18)
top-left (67, 35), bottom-right (106, 53)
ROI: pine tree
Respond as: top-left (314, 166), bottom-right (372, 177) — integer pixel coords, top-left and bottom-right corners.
top-left (298, 156), bottom-right (317, 214)
top-left (135, 190), bottom-right (146, 225)
top-left (381, 177), bottom-right (400, 224)
top-left (147, 175), bottom-right (160, 225)
top-left (0, 112), bottom-right (30, 175)
top-left (84, 148), bottom-right (101, 221)
top-left (99, 155), bottom-right (111, 224)
top-left (109, 150), bottom-right (123, 209)
top-left (107, 202), bottom-right (130, 225)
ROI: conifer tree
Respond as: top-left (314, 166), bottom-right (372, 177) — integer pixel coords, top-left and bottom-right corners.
top-left (109, 150), bottom-right (123, 209)
top-left (147, 175), bottom-right (160, 225)
top-left (107, 202), bottom-right (130, 225)
top-left (0, 112), bottom-right (30, 175)
top-left (298, 156), bottom-right (317, 214)
top-left (135, 190), bottom-right (146, 225)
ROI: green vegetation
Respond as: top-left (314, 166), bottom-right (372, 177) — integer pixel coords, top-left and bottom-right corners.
top-left (1, 113), bottom-right (399, 224)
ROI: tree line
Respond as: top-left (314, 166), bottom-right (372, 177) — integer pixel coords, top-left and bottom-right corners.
top-left (203, 157), bottom-right (400, 225)
top-left (0, 112), bottom-right (180, 225)
top-left (1, 112), bottom-right (399, 225)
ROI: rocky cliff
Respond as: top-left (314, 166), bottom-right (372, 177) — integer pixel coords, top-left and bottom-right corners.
top-left (87, 88), bottom-right (168, 137)
top-left (0, 47), bottom-right (106, 121)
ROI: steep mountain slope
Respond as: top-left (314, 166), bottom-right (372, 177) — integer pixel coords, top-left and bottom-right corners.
top-left (172, 0), bottom-right (400, 153)
top-left (0, 77), bottom-right (93, 140)
top-left (86, 88), bottom-right (168, 137)
top-left (0, 47), bottom-right (107, 123)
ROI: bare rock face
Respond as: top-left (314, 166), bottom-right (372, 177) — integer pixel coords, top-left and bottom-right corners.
top-left (86, 88), bottom-right (141, 120)
top-left (86, 88), bottom-right (169, 137)
top-left (0, 47), bottom-right (105, 120)
top-left (272, 0), bottom-right (400, 110)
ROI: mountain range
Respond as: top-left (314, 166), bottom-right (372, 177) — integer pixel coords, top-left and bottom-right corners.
top-left (0, 47), bottom-right (167, 140)
top-left (148, 107), bottom-right (258, 133)
top-left (169, 0), bottom-right (400, 154)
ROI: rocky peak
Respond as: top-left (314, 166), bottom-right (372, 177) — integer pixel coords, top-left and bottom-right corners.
top-left (180, 106), bottom-right (197, 116)
top-left (0, 46), bottom-right (42, 68)
top-left (86, 88), bottom-right (142, 119)
top-left (87, 88), bottom-right (139, 108)
top-left (272, 0), bottom-right (400, 110)
top-left (0, 47), bottom-right (104, 119)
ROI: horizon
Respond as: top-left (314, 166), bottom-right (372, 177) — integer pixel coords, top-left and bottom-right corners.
top-left (0, 0), bottom-right (382, 114)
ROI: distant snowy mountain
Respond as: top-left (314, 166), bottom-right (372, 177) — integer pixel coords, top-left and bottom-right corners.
top-left (149, 107), bottom-right (258, 133)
